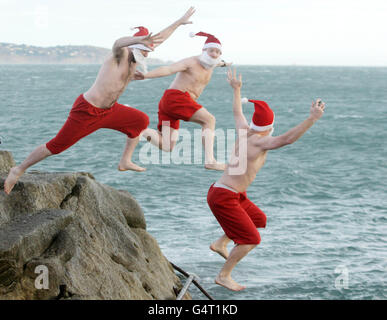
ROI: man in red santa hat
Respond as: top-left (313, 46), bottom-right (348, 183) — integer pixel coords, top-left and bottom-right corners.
top-left (137, 31), bottom-right (231, 171)
top-left (207, 68), bottom-right (326, 291)
top-left (3, 7), bottom-right (195, 195)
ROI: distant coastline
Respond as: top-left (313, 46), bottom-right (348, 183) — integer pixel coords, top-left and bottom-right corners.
top-left (0, 43), bottom-right (385, 67)
top-left (0, 42), bottom-right (171, 65)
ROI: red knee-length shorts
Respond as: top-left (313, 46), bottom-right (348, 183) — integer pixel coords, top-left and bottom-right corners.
top-left (207, 183), bottom-right (267, 245)
top-left (46, 94), bottom-right (149, 154)
top-left (157, 89), bottom-right (202, 132)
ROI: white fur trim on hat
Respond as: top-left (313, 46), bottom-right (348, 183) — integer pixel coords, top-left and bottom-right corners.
top-left (249, 122), bottom-right (274, 132)
top-left (203, 43), bottom-right (222, 51)
top-left (128, 44), bottom-right (152, 52)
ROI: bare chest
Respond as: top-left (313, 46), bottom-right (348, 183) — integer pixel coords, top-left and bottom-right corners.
top-left (98, 55), bottom-right (135, 85)
top-left (114, 59), bottom-right (136, 84)
top-left (249, 151), bottom-right (267, 171)
top-left (189, 63), bottom-right (213, 86)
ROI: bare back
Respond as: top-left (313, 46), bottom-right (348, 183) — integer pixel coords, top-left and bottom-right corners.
top-left (219, 131), bottom-right (267, 193)
top-left (84, 48), bottom-right (137, 108)
top-left (169, 56), bottom-right (213, 100)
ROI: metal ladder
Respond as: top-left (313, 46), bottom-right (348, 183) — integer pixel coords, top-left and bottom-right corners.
top-left (170, 262), bottom-right (214, 300)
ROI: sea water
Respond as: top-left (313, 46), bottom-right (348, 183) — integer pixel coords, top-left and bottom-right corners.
top-left (0, 64), bottom-right (386, 299)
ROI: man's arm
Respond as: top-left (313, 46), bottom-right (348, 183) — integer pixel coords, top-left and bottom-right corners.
top-left (227, 68), bottom-right (249, 131)
top-left (112, 36), bottom-right (142, 60)
top-left (152, 7), bottom-right (195, 49)
top-left (256, 99), bottom-right (325, 150)
top-left (143, 59), bottom-right (190, 79)
top-left (112, 34), bottom-right (162, 61)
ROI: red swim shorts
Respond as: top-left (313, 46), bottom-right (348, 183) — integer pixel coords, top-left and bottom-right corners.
top-left (46, 94), bottom-right (149, 154)
top-left (157, 89), bottom-right (203, 132)
top-left (207, 183), bottom-right (267, 245)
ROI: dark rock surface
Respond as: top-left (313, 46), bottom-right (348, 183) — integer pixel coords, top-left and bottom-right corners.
top-left (0, 151), bottom-right (187, 300)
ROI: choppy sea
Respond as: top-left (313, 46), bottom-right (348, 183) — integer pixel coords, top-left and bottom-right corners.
top-left (0, 64), bottom-right (386, 299)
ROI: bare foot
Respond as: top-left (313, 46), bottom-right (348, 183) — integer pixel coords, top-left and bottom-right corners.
top-left (4, 166), bottom-right (24, 195)
top-left (210, 242), bottom-right (229, 259)
top-left (205, 162), bottom-right (226, 171)
top-left (118, 162), bottom-right (146, 172)
top-left (215, 275), bottom-right (246, 291)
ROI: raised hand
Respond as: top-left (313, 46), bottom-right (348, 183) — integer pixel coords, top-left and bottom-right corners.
top-left (227, 68), bottom-right (242, 89)
top-left (309, 98), bottom-right (325, 121)
top-left (137, 33), bottom-right (164, 50)
top-left (178, 6), bottom-right (195, 25)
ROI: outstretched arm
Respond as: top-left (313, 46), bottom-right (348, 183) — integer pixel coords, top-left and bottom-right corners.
top-left (112, 33), bottom-right (163, 61)
top-left (257, 99), bottom-right (326, 150)
top-left (227, 68), bottom-right (249, 131)
top-left (143, 58), bottom-right (190, 79)
top-left (152, 7), bottom-right (195, 49)
top-left (112, 36), bottom-right (142, 60)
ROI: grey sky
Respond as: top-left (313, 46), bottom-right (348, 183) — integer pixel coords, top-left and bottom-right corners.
top-left (1, 0), bottom-right (386, 65)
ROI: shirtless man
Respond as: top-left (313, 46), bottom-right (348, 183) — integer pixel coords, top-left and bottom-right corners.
top-left (207, 68), bottom-right (325, 291)
top-left (3, 7), bottom-right (195, 195)
top-left (138, 32), bottom-right (230, 171)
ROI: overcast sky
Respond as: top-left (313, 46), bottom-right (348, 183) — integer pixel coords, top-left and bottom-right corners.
top-left (1, 0), bottom-right (386, 65)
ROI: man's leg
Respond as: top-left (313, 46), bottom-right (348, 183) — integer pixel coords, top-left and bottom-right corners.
top-left (215, 243), bottom-right (257, 291)
top-left (4, 101), bottom-right (94, 195)
top-left (118, 135), bottom-right (146, 172)
top-left (210, 234), bottom-right (231, 259)
top-left (4, 144), bottom-right (52, 194)
top-left (207, 186), bottom-right (261, 291)
top-left (142, 124), bottom-right (179, 152)
top-left (240, 196), bottom-right (267, 229)
top-left (142, 128), bottom-right (163, 149)
top-left (189, 108), bottom-right (225, 171)
top-left (100, 103), bottom-right (150, 172)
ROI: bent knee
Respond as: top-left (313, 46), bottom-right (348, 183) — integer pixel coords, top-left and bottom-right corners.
top-left (252, 235), bottom-right (261, 245)
top-left (205, 113), bottom-right (216, 127)
top-left (46, 141), bottom-right (68, 155)
top-left (260, 214), bottom-right (267, 228)
top-left (128, 113), bottom-right (149, 138)
top-left (237, 233), bottom-right (261, 245)
top-left (161, 139), bottom-right (176, 152)
top-left (139, 112), bottom-right (150, 130)
top-left (249, 232), bottom-right (261, 245)
top-left (253, 212), bottom-right (267, 229)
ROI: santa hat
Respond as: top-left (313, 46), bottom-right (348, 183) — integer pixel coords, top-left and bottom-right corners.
top-left (242, 98), bottom-right (275, 131)
top-left (189, 31), bottom-right (222, 52)
top-left (128, 26), bottom-right (153, 52)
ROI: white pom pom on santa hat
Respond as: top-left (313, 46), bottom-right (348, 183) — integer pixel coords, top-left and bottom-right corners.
top-left (189, 32), bottom-right (196, 38)
top-left (241, 97), bottom-right (249, 104)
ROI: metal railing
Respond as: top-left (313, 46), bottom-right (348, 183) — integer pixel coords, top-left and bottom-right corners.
top-left (170, 262), bottom-right (214, 300)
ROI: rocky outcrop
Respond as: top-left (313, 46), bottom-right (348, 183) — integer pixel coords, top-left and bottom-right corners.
top-left (0, 151), bottom-right (187, 300)
top-left (0, 151), bottom-right (15, 173)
